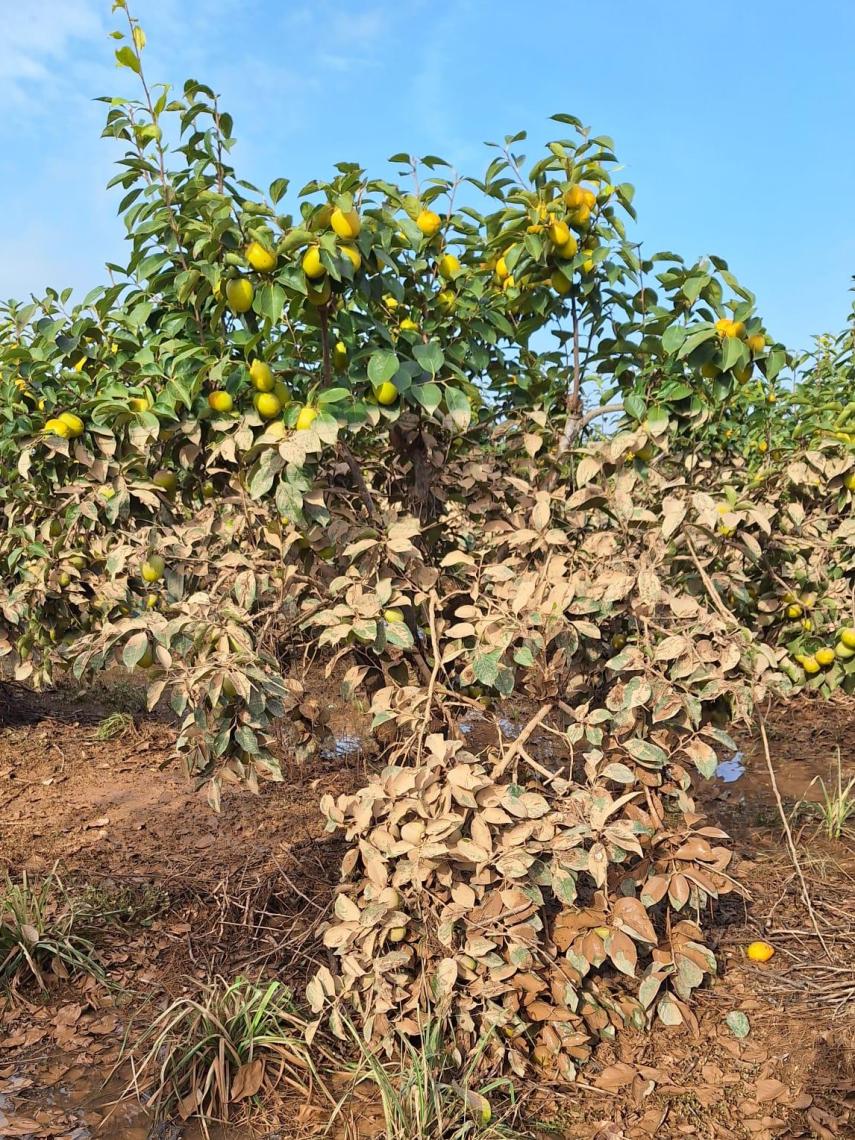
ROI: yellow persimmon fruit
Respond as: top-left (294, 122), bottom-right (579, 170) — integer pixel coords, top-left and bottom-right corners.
top-left (44, 418), bottom-right (71, 438)
top-left (843, 472), bottom-right (855, 492)
top-left (208, 390), bottom-right (233, 413)
top-left (815, 647), bottom-right (835, 667)
top-left (302, 246), bottom-right (325, 279)
top-left (551, 269), bottom-right (571, 295)
top-left (331, 207), bottom-right (361, 240)
top-left (495, 256), bottom-right (510, 282)
top-left (226, 278), bottom-right (254, 314)
top-left (839, 627), bottom-right (855, 649)
top-left (416, 209), bottom-right (442, 237)
top-left (549, 219), bottom-right (571, 248)
top-left (333, 341), bottom-right (348, 371)
top-left (557, 233), bottom-right (579, 258)
top-left (58, 412), bottom-right (84, 438)
top-left (340, 244), bottom-right (362, 272)
top-left (296, 405), bottom-right (318, 430)
top-left (786, 603), bottom-right (803, 619)
top-left (715, 318), bottom-right (734, 336)
top-left (436, 289), bottom-right (456, 314)
top-left (129, 396), bottom-right (151, 413)
top-left (306, 279), bottom-right (332, 306)
top-left (254, 392), bottom-right (282, 419)
top-left (375, 382), bottom-right (398, 405)
top-left (249, 360), bottom-right (274, 391)
top-left (399, 318), bottom-right (419, 332)
top-left (246, 241), bottom-right (277, 272)
top-left (153, 469), bottom-right (177, 494)
top-left (141, 554), bottom-right (165, 583)
top-left (747, 332), bottom-right (766, 354)
top-left (564, 184), bottom-right (585, 209)
top-left (438, 253), bottom-right (460, 279)
top-left (746, 941), bottom-right (775, 962)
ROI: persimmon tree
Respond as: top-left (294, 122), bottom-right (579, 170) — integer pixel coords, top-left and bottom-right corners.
top-left (1, 2), bottom-right (854, 1083)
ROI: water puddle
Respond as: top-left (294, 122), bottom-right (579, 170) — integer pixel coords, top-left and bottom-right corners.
top-left (320, 732), bottom-right (365, 761)
top-left (715, 751), bottom-right (746, 783)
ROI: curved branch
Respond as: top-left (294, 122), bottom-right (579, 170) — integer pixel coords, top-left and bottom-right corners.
top-left (558, 402), bottom-right (623, 453)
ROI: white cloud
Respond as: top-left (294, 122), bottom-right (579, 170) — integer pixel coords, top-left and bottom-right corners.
top-left (0, 0), bottom-right (106, 110)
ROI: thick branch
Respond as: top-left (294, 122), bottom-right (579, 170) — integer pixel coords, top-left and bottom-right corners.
top-left (558, 402), bottom-right (623, 453)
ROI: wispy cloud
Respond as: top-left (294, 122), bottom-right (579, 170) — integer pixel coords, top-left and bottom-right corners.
top-left (0, 1), bottom-right (106, 111)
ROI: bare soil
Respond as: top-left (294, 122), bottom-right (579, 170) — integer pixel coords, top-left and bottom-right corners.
top-left (0, 682), bottom-right (853, 1140)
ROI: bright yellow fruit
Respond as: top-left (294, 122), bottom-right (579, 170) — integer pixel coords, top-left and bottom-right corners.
top-left (438, 253), bottom-right (460, 279)
top-left (246, 241), bottom-right (277, 272)
top-left (333, 341), bottom-right (348, 371)
top-left (840, 627), bottom-right (855, 649)
top-left (383, 294), bottom-right (399, 310)
top-left (375, 382), bottom-right (398, 406)
top-left (302, 246), bottom-right (325, 279)
top-left (727, 321), bottom-right (746, 339)
top-left (296, 406), bottom-right (318, 431)
top-left (416, 209), bottom-right (442, 237)
top-left (757, 440), bottom-right (768, 453)
top-left (436, 289), bottom-right (456, 314)
top-left (141, 554), bottom-right (165, 583)
top-left (735, 366), bottom-right (752, 384)
top-left (549, 219), bottom-right (571, 247)
top-left (208, 390), bottom-right (233, 413)
top-left (73, 356), bottom-right (87, 372)
top-left (495, 256), bottom-right (510, 282)
top-left (715, 318), bottom-right (733, 336)
top-left (797, 654), bottom-right (820, 675)
top-left (746, 941), bottom-right (775, 963)
top-left (557, 233), bottom-right (579, 258)
top-left (569, 204), bottom-right (591, 227)
top-left (250, 360), bottom-right (274, 392)
top-left (747, 333), bottom-right (766, 354)
top-left (340, 244), bottom-right (362, 272)
top-left (399, 318), bottom-right (419, 332)
top-left (384, 608), bottom-right (404, 623)
top-left (551, 269), bottom-right (571, 295)
top-left (836, 641), bottom-right (855, 660)
top-left (581, 187), bottom-right (596, 210)
top-left (786, 603), bottom-right (803, 619)
top-left (129, 396), bottom-right (151, 413)
top-left (226, 278), bottom-right (254, 314)
top-left (843, 472), bottom-right (855, 492)
top-left (815, 648), bottom-right (835, 667)
top-left (331, 207), bottom-right (361, 240)
top-left (564, 184), bottom-right (585, 209)
top-left (255, 392), bottom-right (282, 419)
top-left (58, 412), bottom-right (84, 438)
top-left (44, 418), bottom-right (71, 438)
top-left (502, 275), bottom-right (516, 291)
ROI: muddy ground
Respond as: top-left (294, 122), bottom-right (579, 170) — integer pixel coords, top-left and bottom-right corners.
top-left (0, 679), bottom-right (853, 1140)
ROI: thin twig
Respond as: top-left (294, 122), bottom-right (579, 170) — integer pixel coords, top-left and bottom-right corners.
top-left (758, 715), bottom-right (832, 960)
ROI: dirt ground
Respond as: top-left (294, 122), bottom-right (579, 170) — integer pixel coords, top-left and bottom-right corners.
top-left (0, 680), bottom-right (853, 1140)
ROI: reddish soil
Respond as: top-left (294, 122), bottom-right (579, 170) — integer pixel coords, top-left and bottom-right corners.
top-left (0, 683), bottom-right (853, 1140)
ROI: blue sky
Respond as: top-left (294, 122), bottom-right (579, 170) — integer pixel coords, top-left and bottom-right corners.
top-left (2, 0), bottom-right (853, 353)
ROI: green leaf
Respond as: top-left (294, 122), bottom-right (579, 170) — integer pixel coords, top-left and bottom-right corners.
top-left (114, 46), bottom-right (141, 74)
top-left (255, 283), bottom-right (285, 323)
top-left (724, 1010), bottom-right (750, 1038)
top-left (317, 387), bottom-right (350, 406)
top-left (472, 650), bottom-right (501, 687)
top-left (661, 324), bottom-right (687, 355)
top-left (624, 738), bottom-right (669, 768)
top-left (444, 385), bottom-right (471, 431)
top-left (410, 382), bottom-right (442, 414)
top-left (413, 341), bottom-right (444, 376)
top-left (367, 349), bottom-right (399, 386)
top-left (721, 336), bottom-right (747, 372)
top-left (513, 646), bottom-right (534, 667)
